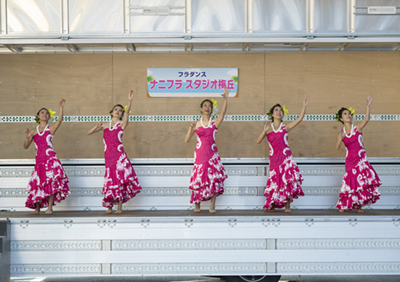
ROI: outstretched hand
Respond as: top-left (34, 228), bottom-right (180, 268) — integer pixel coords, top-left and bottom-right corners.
top-left (366, 94), bottom-right (373, 106)
top-left (221, 87), bottom-right (230, 99)
top-left (128, 90), bottom-right (134, 100)
top-left (190, 121), bottom-right (197, 132)
top-left (340, 127), bottom-right (346, 139)
top-left (304, 95), bottom-right (310, 107)
top-left (264, 121), bottom-right (271, 132)
top-left (25, 128), bottom-right (32, 139)
top-left (59, 98), bottom-right (66, 107)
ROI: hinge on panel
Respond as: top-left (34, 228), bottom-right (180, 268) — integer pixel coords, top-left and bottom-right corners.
top-left (184, 35), bottom-right (192, 40)
top-left (61, 35), bottom-right (70, 41)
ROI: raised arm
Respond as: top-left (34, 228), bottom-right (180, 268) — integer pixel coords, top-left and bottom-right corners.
top-left (185, 121), bottom-right (197, 143)
top-left (336, 128), bottom-right (346, 150)
top-left (214, 87), bottom-right (230, 128)
top-left (121, 90), bottom-right (134, 130)
top-left (23, 128), bottom-right (34, 149)
top-left (87, 122), bottom-right (104, 135)
top-left (285, 95), bottom-right (310, 132)
top-left (256, 121), bottom-right (271, 144)
top-left (50, 99), bottom-right (66, 135)
top-left (356, 95), bottom-right (372, 133)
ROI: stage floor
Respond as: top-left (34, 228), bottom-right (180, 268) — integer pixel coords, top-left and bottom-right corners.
top-left (2, 209), bottom-right (400, 218)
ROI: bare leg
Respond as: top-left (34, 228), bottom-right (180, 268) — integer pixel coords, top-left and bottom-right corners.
top-left (209, 194), bottom-right (217, 213)
top-left (268, 203), bottom-right (275, 212)
top-left (106, 207), bottom-right (113, 214)
top-left (285, 200), bottom-right (291, 213)
top-left (33, 203), bottom-right (40, 214)
top-left (115, 201), bottom-right (123, 214)
top-left (194, 203), bottom-right (201, 212)
top-left (358, 205), bottom-right (364, 213)
top-left (45, 195), bottom-right (54, 214)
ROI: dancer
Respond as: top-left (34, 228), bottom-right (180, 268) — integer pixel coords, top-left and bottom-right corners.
top-left (256, 95), bottom-right (310, 212)
top-left (185, 87), bottom-right (229, 213)
top-left (335, 95), bottom-right (381, 212)
top-left (87, 90), bottom-right (141, 213)
top-left (24, 99), bottom-right (70, 214)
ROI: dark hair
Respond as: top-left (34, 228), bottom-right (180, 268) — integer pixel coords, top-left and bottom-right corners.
top-left (267, 104), bottom-right (284, 122)
top-left (336, 107), bottom-right (351, 124)
top-left (110, 104), bottom-right (124, 120)
top-left (35, 108), bottom-right (49, 124)
top-left (200, 99), bottom-right (213, 113)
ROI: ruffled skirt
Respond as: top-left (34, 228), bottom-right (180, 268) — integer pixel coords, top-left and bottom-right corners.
top-left (103, 154), bottom-right (141, 208)
top-left (336, 158), bottom-right (381, 210)
top-left (263, 156), bottom-right (304, 210)
top-left (189, 153), bottom-right (227, 204)
top-left (25, 157), bottom-right (70, 209)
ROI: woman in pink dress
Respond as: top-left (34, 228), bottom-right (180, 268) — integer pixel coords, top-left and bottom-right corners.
top-left (185, 87), bottom-right (230, 213)
top-left (256, 95), bottom-right (310, 212)
top-left (24, 99), bottom-right (70, 214)
top-left (335, 95), bottom-right (381, 212)
top-left (87, 90), bottom-right (141, 213)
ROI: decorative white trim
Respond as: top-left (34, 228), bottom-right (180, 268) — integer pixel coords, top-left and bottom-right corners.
top-left (36, 124), bottom-right (49, 136)
top-left (112, 239), bottom-right (266, 250)
top-left (11, 240), bottom-right (102, 251)
top-left (277, 239), bottom-right (400, 250)
top-left (10, 264), bottom-right (101, 274)
top-left (277, 262), bottom-right (400, 273)
top-left (112, 263), bottom-right (266, 274)
top-left (1, 114), bottom-right (400, 123)
top-left (1, 165), bottom-right (398, 178)
top-left (0, 187), bottom-right (259, 197)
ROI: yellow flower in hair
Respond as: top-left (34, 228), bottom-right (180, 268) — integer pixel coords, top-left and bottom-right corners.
top-left (282, 106), bottom-right (289, 115)
top-left (123, 105), bottom-right (132, 114)
top-left (48, 108), bottom-right (56, 118)
top-left (210, 98), bottom-right (218, 108)
top-left (348, 107), bottom-right (355, 115)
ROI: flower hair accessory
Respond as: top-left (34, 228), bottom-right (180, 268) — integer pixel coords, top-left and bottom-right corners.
top-left (210, 98), bottom-right (218, 116)
top-left (123, 105), bottom-right (132, 114)
top-left (348, 107), bottom-right (355, 115)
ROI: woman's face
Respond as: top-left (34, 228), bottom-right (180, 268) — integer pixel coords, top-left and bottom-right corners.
top-left (112, 106), bottom-right (124, 120)
top-left (37, 109), bottom-right (49, 122)
top-left (272, 106), bottom-right (283, 120)
top-left (341, 110), bottom-right (352, 123)
top-left (201, 101), bottom-right (212, 115)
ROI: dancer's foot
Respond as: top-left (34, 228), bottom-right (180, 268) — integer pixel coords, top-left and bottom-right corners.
top-left (285, 201), bottom-right (291, 213)
top-left (358, 205), bottom-right (364, 213)
top-left (194, 203), bottom-right (201, 213)
top-left (209, 208), bottom-right (216, 213)
top-left (339, 209), bottom-right (345, 213)
top-left (115, 201), bottom-right (123, 213)
top-left (268, 203), bottom-right (275, 212)
top-left (33, 209), bottom-right (40, 214)
top-left (106, 208), bottom-right (113, 214)
top-left (209, 194), bottom-right (217, 213)
top-left (44, 209), bottom-right (53, 215)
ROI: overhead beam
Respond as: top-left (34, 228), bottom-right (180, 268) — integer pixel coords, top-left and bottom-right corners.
top-left (1, 37), bottom-right (400, 45)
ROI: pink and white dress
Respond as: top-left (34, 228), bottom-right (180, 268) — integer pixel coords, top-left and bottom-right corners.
top-left (189, 120), bottom-right (227, 204)
top-left (25, 125), bottom-right (70, 209)
top-left (336, 125), bottom-right (381, 210)
top-left (102, 121), bottom-right (141, 208)
top-left (263, 123), bottom-right (304, 210)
